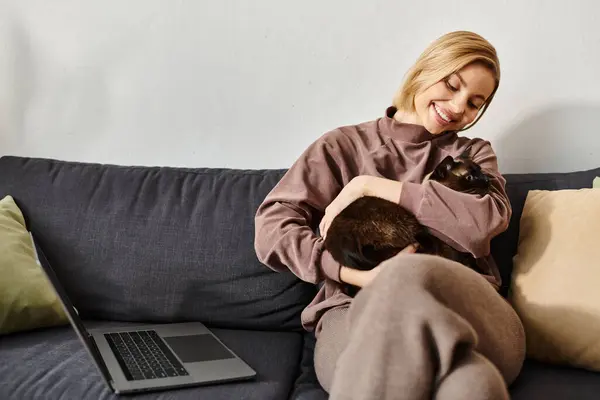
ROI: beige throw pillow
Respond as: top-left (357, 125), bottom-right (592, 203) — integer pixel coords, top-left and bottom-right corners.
top-left (0, 195), bottom-right (67, 335)
top-left (509, 188), bottom-right (600, 371)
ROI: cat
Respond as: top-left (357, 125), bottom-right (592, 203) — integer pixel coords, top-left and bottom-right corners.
top-left (323, 147), bottom-right (492, 297)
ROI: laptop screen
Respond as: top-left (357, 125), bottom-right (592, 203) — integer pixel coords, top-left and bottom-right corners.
top-left (30, 232), bottom-right (114, 388)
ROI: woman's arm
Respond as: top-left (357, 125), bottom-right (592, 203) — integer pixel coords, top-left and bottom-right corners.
top-left (340, 243), bottom-right (419, 287)
top-left (319, 139), bottom-right (510, 259)
top-left (398, 140), bottom-right (511, 258)
top-left (319, 175), bottom-right (404, 237)
top-left (254, 129), bottom-right (356, 284)
top-left (339, 266), bottom-right (368, 287)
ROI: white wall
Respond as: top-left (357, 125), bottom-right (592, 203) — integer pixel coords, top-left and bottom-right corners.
top-left (0, 0), bottom-right (599, 174)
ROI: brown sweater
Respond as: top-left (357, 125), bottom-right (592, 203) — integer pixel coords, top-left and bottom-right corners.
top-left (254, 107), bottom-right (512, 331)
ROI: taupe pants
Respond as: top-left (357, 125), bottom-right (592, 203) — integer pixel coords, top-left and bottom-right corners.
top-left (314, 253), bottom-right (525, 400)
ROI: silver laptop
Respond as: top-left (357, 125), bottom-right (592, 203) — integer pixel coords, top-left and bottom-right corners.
top-left (30, 232), bottom-right (256, 395)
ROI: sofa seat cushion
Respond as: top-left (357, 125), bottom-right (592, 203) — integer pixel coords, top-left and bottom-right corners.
top-left (289, 333), bottom-right (327, 400)
top-left (0, 321), bottom-right (302, 400)
top-left (511, 360), bottom-right (600, 400)
top-left (289, 333), bottom-right (600, 400)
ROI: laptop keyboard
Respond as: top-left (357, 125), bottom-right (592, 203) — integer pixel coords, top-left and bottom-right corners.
top-left (105, 330), bottom-right (190, 381)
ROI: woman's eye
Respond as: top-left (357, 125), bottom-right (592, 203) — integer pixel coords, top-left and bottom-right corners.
top-left (468, 101), bottom-right (479, 109)
top-left (445, 80), bottom-right (457, 92)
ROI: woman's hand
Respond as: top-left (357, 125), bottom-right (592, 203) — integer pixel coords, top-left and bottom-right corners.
top-left (339, 243), bottom-right (419, 288)
top-left (319, 175), bottom-right (404, 238)
top-left (319, 176), bottom-right (370, 238)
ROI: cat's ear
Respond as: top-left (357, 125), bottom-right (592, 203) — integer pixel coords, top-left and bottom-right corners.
top-left (432, 156), bottom-right (454, 179)
top-left (441, 155), bottom-right (455, 173)
top-left (458, 144), bottom-right (473, 160)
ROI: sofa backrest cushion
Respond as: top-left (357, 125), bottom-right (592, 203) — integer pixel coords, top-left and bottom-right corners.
top-left (3, 155), bottom-right (599, 326)
top-left (0, 156), bottom-right (317, 331)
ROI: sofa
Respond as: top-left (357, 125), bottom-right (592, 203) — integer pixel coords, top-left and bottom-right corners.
top-left (0, 154), bottom-right (599, 400)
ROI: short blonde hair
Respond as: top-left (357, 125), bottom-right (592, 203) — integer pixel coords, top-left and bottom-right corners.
top-left (393, 31), bottom-right (500, 131)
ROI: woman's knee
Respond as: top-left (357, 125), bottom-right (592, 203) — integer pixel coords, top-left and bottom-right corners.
top-left (371, 253), bottom-right (526, 385)
top-left (436, 352), bottom-right (509, 400)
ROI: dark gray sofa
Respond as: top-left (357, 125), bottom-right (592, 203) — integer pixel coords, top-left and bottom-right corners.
top-left (0, 155), bottom-right (599, 399)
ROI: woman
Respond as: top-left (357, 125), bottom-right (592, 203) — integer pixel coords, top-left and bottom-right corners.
top-left (254, 31), bottom-right (525, 400)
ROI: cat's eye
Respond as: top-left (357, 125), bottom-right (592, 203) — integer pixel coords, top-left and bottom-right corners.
top-left (466, 175), bottom-right (474, 181)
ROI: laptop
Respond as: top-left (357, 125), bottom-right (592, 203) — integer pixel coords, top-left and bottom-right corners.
top-left (30, 232), bottom-right (256, 395)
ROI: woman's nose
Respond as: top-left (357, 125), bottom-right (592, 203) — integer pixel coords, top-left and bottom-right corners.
top-left (448, 100), bottom-right (464, 117)
top-left (450, 93), bottom-right (470, 116)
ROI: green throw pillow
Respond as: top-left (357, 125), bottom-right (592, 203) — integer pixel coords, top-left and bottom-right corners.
top-left (0, 195), bottom-right (67, 335)
top-left (594, 177), bottom-right (600, 188)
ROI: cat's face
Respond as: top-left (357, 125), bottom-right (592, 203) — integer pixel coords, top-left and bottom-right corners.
top-left (429, 150), bottom-right (491, 195)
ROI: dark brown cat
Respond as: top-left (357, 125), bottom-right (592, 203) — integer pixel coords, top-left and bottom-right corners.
top-left (323, 148), bottom-right (492, 297)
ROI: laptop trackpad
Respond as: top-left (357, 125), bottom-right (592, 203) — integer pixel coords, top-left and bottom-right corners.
top-left (163, 334), bottom-right (235, 363)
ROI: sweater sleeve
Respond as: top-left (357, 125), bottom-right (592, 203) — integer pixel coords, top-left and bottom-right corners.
top-left (254, 130), bottom-right (354, 284)
top-left (398, 140), bottom-right (512, 258)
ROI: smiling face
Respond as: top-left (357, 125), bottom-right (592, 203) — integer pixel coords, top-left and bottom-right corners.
top-left (412, 62), bottom-right (496, 134)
